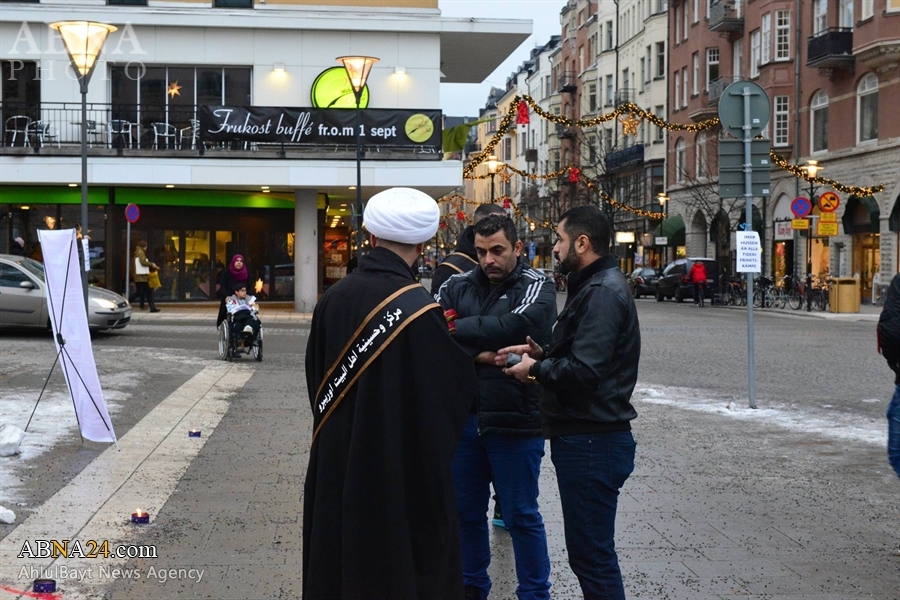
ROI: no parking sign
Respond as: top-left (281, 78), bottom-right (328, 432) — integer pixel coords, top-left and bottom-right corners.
top-left (125, 203), bottom-right (140, 223)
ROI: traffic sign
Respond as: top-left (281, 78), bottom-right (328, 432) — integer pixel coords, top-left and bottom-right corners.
top-left (820, 212), bottom-right (837, 223)
top-left (818, 191), bottom-right (840, 213)
top-left (817, 221), bottom-right (839, 236)
top-left (125, 203), bottom-right (140, 224)
top-left (791, 219), bottom-right (809, 230)
top-left (718, 80), bottom-right (771, 139)
top-left (790, 197), bottom-right (812, 218)
top-left (718, 139), bottom-right (772, 198)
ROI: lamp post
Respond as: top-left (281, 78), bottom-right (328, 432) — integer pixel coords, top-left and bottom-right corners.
top-left (50, 20), bottom-right (116, 310)
top-left (338, 55), bottom-right (379, 255)
top-left (487, 154), bottom-right (501, 203)
top-left (657, 192), bottom-right (669, 265)
top-left (801, 159), bottom-right (822, 313)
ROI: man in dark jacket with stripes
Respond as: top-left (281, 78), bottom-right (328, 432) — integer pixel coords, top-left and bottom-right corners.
top-left (435, 214), bottom-right (557, 600)
top-left (430, 203), bottom-right (507, 295)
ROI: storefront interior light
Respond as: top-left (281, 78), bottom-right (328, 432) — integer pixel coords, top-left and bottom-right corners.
top-left (261, 186), bottom-right (269, 190)
top-left (165, 184), bottom-right (175, 188)
top-left (348, 186), bottom-right (356, 190)
top-left (68, 183), bottom-right (78, 187)
top-left (615, 231), bottom-right (635, 244)
top-left (20, 205), bottom-right (30, 210)
top-left (262, 189), bottom-right (271, 193)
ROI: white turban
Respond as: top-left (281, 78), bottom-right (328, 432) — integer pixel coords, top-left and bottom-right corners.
top-left (364, 187), bottom-right (439, 245)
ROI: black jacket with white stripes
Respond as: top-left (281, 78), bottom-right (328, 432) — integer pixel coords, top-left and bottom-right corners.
top-left (435, 259), bottom-right (557, 435)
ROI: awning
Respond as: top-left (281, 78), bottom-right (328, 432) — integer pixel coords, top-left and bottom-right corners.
top-left (841, 195), bottom-right (880, 234)
top-left (651, 214), bottom-right (686, 246)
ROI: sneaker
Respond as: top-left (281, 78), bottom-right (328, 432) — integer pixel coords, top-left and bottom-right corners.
top-left (243, 325), bottom-right (253, 333)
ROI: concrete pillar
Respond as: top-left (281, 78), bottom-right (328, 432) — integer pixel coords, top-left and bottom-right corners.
top-left (295, 189), bottom-right (318, 312)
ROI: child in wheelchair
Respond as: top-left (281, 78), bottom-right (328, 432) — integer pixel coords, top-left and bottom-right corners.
top-left (226, 283), bottom-right (261, 343)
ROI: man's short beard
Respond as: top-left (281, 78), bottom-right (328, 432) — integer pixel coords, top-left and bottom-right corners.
top-left (557, 243), bottom-right (579, 275)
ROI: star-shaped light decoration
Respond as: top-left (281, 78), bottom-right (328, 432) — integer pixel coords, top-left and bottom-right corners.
top-left (167, 81), bottom-right (182, 98)
top-left (619, 113), bottom-right (641, 137)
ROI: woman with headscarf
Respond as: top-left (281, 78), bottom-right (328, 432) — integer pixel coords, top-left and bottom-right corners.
top-left (217, 254), bottom-right (249, 327)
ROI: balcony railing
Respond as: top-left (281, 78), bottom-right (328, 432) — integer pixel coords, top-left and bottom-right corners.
top-left (558, 72), bottom-right (578, 94)
top-left (707, 76), bottom-right (741, 105)
top-left (555, 123), bottom-right (577, 140)
top-left (605, 143), bottom-right (644, 171)
top-left (614, 88), bottom-right (636, 107)
top-left (807, 28), bottom-right (855, 68)
top-left (0, 102), bottom-right (440, 160)
top-left (708, 0), bottom-right (744, 32)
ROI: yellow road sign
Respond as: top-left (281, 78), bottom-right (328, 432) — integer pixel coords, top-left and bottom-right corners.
top-left (791, 219), bottom-right (809, 230)
top-left (820, 212), bottom-right (837, 222)
top-left (817, 222), bottom-right (839, 236)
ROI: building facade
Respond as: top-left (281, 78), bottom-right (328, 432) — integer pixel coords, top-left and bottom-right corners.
top-left (0, 0), bottom-right (529, 309)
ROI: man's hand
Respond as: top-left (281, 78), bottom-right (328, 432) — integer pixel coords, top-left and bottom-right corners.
top-left (503, 353), bottom-right (536, 382)
top-left (494, 335), bottom-right (544, 367)
top-left (474, 351), bottom-right (497, 365)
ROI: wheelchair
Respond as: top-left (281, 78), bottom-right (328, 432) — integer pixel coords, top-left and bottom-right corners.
top-left (217, 313), bottom-right (263, 362)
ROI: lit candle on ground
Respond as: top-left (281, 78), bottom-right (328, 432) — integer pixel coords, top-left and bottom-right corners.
top-left (188, 429), bottom-right (201, 437)
top-left (33, 578), bottom-right (56, 593)
top-left (131, 508), bottom-right (149, 524)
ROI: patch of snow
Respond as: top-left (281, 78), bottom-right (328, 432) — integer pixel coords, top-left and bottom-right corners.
top-left (0, 505), bottom-right (15, 524)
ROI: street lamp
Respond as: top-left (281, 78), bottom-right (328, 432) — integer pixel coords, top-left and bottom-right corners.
top-left (657, 192), bottom-right (669, 265)
top-left (487, 154), bottom-right (501, 203)
top-left (50, 20), bottom-right (117, 310)
top-left (338, 55), bottom-right (379, 254)
top-left (801, 159), bottom-right (823, 313)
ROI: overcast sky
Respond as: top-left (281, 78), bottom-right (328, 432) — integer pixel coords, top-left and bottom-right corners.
top-left (438, 0), bottom-right (564, 118)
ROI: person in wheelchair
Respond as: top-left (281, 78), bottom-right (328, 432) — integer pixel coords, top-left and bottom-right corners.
top-left (226, 284), bottom-right (261, 340)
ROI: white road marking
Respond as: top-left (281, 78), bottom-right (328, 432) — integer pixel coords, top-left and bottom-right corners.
top-left (0, 364), bottom-right (253, 599)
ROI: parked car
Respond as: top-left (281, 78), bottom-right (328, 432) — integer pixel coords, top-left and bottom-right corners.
top-left (654, 258), bottom-right (719, 303)
top-left (0, 254), bottom-right (131, 331)
top-left (627, 267), bottom-right (661, 298)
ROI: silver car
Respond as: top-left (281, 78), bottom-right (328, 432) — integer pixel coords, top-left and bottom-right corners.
top-left (0, 254), bottom-right (131, 331)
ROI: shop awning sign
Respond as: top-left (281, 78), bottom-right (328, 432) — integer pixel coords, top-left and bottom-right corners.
top-left (199, 106), bottom-right (442, 151)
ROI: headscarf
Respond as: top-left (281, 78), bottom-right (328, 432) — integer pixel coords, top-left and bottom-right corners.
top-left (363, 187), bottom-right (439, 244)
top-left (14, 237), bottom-right (24, 247)
top-left (229, 254), bottom-right (248, 281)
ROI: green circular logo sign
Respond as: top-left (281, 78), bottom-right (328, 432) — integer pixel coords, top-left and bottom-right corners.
top-left (311, 67), bottom-right (370, 109)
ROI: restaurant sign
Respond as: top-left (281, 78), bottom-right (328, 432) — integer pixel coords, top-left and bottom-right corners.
top-left (199, 106), bottom-right (441, 150)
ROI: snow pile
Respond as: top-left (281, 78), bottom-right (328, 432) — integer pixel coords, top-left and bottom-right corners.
top-left (0, 424), bottom-right (25, 456)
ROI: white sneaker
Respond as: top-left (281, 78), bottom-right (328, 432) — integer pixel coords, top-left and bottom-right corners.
top-left (243, 325), bottom-right (253, 334)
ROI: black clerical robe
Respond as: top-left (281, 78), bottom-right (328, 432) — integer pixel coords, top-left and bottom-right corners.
top-left (303, 246), bottom-right (476, 600)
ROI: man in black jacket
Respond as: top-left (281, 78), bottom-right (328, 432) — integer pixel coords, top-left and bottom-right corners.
top-left (430, 203), bottom-right (507, 295)
top-left (500, 205), bottom-right (639, 600)
top-left (436, 214), bottom-right (557, 600)
top-left (877, 272), bottom-right (900, 482)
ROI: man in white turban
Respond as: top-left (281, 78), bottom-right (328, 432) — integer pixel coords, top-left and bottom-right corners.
top-left (304, 188), bottom-right (477, 600)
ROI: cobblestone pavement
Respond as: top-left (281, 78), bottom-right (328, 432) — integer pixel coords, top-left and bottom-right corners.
top-left (0, 293), bottom-right (897, 599)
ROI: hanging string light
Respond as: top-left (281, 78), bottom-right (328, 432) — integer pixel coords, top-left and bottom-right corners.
top-left (769, 151), bottom-right (883, 197)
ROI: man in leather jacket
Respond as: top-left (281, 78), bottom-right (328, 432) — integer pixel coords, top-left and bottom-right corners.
top-left (499, 205), bottom-right (640, 600)
top-left (436, 214), bottom-right (557, 600)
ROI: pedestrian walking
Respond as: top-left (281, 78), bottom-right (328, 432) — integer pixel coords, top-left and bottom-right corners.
top-left (690, 260), bottom-right (708, 307)
top-left (303, 187), bottom-right (477, 600)
top-left (498, 205), bottom-right (640, 600)
top-left (435, 214), bottom-right (557, 600)
top-left (132, 240), bottom-right (160, 312)
top-left (430, 203), bottom-right (507, 296)
top-left (10, 236), bottom-right (26, 256)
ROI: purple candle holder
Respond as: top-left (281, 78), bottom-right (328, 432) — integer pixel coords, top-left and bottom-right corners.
top-left (131, 509), bottom-right (150, 524)
top-left (33, 579), bottom-right (57, 593)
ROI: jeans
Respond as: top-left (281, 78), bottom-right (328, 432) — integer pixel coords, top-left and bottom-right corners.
top-left (888, 385), bottom-right (900, 479)
top-left (134, 281), bottom-right (156, 310)
top-left (451, 414), bottom-right (551, 600)
top-left (550, 431), bottom-right (636, 600)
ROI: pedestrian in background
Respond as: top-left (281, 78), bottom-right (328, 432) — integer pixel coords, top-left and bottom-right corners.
top-left (10, 236), bottom-right (26, 256)
top-left (133, 240), bottom-right (160, 312)
top-left (435, 214), bottom-right (557, 600)
top-left (430, 203), bottom-right (507, 296)
top-left (303, 187), bottom-right (477, 600)
top-left (499, 206), bottom-right (640, 600)
top-left (690, 260), bottom-right (708, 308)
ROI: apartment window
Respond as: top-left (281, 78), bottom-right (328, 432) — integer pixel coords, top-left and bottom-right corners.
top-left (888, 0), bottom-right (900, 12)
top-left (605, 75), bottom-right (614, 106)
top-left (811, 90), bottom-right (828, 153)
top-left (775, 10), bottom-right (791, 60)
top-left (655, 106), bottom-right (665, 141)
top-left (839, 0), bottom-right (853, 28)
top-left (675, 6), bottom-right (681, 43)
top-left (774, 95), bottom-right (789, 147)
top-left (674, 71), bottom-right (681, 110)
top-left (623, 68), bottom-right (631, 90)
top-left (693, 0), bottom-right (699, 23)
top-left (657, 0), bottom-right (668, 12)
top-left (857, 73), bottom-right (878, 144)
top-left (761, 14), bottom-right (771, 65)
top-left (733, 38), bottom-right (744, 78)
top-left (681, 67), bottom-right (688, 107)
top-left (750, 30), bottom-right (761, 77)
top-left (813, 0), bottom-right (827, 34)
top-left (215, 0), bottom-right (253, 6)
top-left (589, 83), bottom-right (597, 112)
top-left (696, 131), bottom-right (707, 179)
top-left (646, 46), bottom-right (653, 81)
top-left (640, 57), bottom-right (647, 91)
top-left (604, 128), bottom-right (614, 151)
top-left (692, 53), bottom-right (699, 96)
top-left (503, 137), bottom-right (512, 161)
top-left (605, 21), bottom-right (614, 50)
top-left (683, 3), bottom-right (689, 40)
top-left (655, 42), bottom-right (666, 78)
top-left (862, 0), bottom-right (874, 19)
top-left (108, 0), bottom-right (147, 4)
top-left (545, 75), bottom-right (552, 98)
top-left (675, 138), bottom-right (686, 183)
top-left (706, 48), bottom-right (719, 91)
top-left (588, 136), bottom-right (597, 162)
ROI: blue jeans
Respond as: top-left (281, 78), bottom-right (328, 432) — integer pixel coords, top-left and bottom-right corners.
top-left (451, 414), bottom-right (551, 600)
top-left (888, 385), bottom-right (900, 479)
top-left (550, 431), bottom-right (636, 600)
